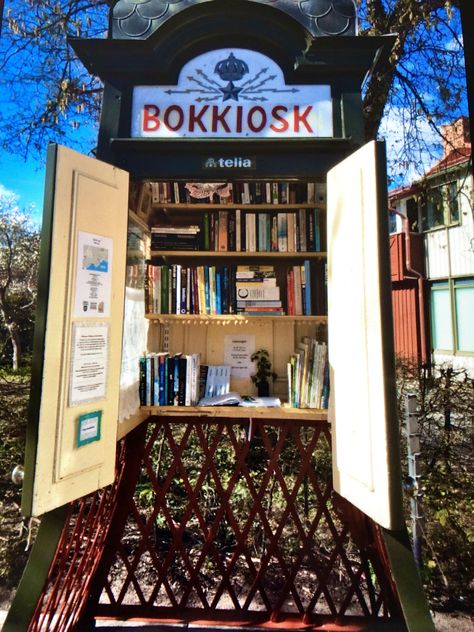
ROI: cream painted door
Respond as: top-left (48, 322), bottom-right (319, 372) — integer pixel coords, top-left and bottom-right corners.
top-left (22, 145), bottom-right (129, 517)
top-left (327, 140), bottom-right (404, 530)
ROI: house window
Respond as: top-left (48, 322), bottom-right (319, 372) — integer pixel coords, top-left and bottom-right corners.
top-left (421, 181), bottom-right (460, 230)
top-left (406, 197), bottom-right (419, 232)
top-left (388, 211), bottom-right (398, 233)
top-left (430, 278), bottom-right (474, 353)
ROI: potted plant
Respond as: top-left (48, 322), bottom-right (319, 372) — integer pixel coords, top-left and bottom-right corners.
top-left (250, 348), bottom-right (277, 397)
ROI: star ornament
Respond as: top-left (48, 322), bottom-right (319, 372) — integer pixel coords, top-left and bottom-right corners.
top-left (220, 81), bottom-right (242, 102)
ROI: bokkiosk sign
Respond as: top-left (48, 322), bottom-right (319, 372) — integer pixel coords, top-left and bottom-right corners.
top-left (131, 49), bottom-right (333, 138)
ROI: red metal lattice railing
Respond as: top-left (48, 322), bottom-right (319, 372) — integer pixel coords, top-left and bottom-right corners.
top-left (27, 417), bottom-right (402, 631)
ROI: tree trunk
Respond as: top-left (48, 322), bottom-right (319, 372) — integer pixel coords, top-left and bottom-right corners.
top-left (6, 321), bottom-right (21, 371)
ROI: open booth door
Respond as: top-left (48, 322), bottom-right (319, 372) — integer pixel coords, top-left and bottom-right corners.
top-left (327, 140), bottom-right (404, 531)
top-left (22, 145), bottom-right (129, 517)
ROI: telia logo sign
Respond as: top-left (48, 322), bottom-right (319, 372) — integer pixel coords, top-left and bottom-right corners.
top-left (203, 157), bottom-right (256, 169)
top-left (131, 49), bottom-right (333, 139)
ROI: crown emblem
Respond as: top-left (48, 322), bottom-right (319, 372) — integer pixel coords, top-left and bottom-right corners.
top-left (214, 53), bottom-right (249, 82)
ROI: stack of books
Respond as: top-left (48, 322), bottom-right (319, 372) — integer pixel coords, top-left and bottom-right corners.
top-left (287, 337), bottom-right (329, 409)
top-left (139, 352), bottom-right (201, 406)
top-left (286, 260), bottom-right (313, 316)
top-left (236, 265), bottom-right (283, 316)
top-left (151, 225), bottom-right (201, 251)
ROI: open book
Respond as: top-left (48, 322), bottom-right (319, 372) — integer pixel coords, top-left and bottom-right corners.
top-left (198, 393), bottom-right (281, 407)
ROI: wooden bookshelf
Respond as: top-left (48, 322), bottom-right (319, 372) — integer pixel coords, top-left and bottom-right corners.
top-left (152, 202), bottom-right (326, 211)
top-left (142, 405), bottom-right (328, 421)
top-left (151, 250), bottom-right (327, 259)
top-left (134, 178), bottom-right (329, 413)
top-left (146, 314), bottom-right (327, 324)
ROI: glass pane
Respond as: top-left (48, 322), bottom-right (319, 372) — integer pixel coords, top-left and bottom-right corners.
top-left (388, 211), bottom-right (398, 233)
top-left (424, 187), bottom-right (445, 229)
top-left (406, 197), bottom-right (419, 232)
top-left (455, 285), bottom-right (474, 351)
top-left (431, 288), bottom-right (453, 350)
top-left (448, 182), bottom-right (460, 224)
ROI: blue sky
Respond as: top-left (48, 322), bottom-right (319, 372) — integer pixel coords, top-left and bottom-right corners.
top-left (0, 153), bottom-right (47, 222)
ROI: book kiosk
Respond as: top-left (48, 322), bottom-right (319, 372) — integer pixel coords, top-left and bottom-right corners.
top-left (6, 2), bottom-right (435, 631)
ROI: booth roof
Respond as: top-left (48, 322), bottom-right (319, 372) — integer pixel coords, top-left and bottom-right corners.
top-left (110, 0), bottom-right (358, 41)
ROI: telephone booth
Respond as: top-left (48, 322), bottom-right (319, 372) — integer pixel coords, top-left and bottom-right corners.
top-left (5, 2), bottom-right (434, 631)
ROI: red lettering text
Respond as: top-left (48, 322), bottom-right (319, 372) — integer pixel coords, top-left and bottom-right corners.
top-left (236, 105), bottom-right (243, 133)
top-left (211, 106), bottom-right (231, 132)
top-left (143, 104), bottom-right (160, 132)
top-left (188, 105), bottom-right (209, 132)
top-left (164, 105), bottom-right (184, 131)
top-left (247, 106), bottom-right (266, 133)
top-left (270, 105), bottom-right (289, 133)
top-left (294, 105), bottom-right (313, 133)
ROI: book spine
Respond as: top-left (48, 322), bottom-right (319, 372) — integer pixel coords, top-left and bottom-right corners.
top-left (265, 182), bottom-right (272, 204)
top-left (204, 266), bottom-right (210, 315)
top-left (209, 265), bottom-right (216, 315)
top-left (228, 210), bottom-right (236, 252)
top-left (235, 209), bottom-right (241, 252)
top-left (180, 266), bottom-right (187, 314)
top-left (161, 265), bottom-right (169, 313)
top-left (287, 268), bottom-right (295, 316)
top-left (314, 208), bottom-right (321, 251)
top-left (287, 213), bottom-right (295, 253)
top-left (272, 182), bottom-right (279, 204)
top-left (277, 213), bottom-right (288, 252)
top-left (185, 356), bottom-right (192, 406)
top-left (304, 260), bottom-right (312, 316)
top-left (215, 268), bottom-right (222, 315)
top-left (203, 212), bottom-right (210, 250)
top-left (158, 355), bottom-right (166, 405)
top-left (139, 356), bottom-right (146, 405)
top-left (173, 356), bottom-right (181, 405)
top-left (167, 356), bottom-right (175, 405)
top-left (218, 211), bottom-right (228, 251)
top-left (293, 265), bottom-right (303, 315)
top-left (178, 357), bottom-right (187, 406)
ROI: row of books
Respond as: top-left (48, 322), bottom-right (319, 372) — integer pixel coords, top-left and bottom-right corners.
top-left (151, 181), bottom-right (326, 205)
top-left (150, 208), bottom-right (323, 253)
top-left (138, 346), bottom-right (330, 409)
top-left (139, 354), bottom-right (231, 406)
top-left (287, 337), bottom-right (329, 409)
top-left (145, 263), bottom-right (316, 316)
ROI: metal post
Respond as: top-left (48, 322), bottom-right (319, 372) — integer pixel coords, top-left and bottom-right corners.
top-left (405, 392), bottom-right (423, 569)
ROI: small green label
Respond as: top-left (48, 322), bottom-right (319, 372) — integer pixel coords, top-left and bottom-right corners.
top-left (77, 411), bottom-right (102, 447)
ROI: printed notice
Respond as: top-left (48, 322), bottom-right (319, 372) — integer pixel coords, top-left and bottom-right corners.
top-left (74, 231), bottom-right (113, 317)
top-left (224, 335), bottom-right (255, 379)
top-left (70, 323), bottom-right (109, 406)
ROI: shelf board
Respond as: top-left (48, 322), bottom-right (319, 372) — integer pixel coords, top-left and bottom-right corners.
top-left (141, 405), bottom-right (328, 421)
top-left (151, 250), bottom-right (327, 259)
top-left (146, 314), bottom-right (327, 324)
top-left (153, 203), bottom-right (326, 211)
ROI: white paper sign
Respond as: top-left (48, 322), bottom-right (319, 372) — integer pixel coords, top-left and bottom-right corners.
top-left (69, 323), bottom-right (109, 406)
top-left (118, 287), bottom-right (147, 422)
top-left (131, 49), bottom-right (333, 139)
top-left (74, 231), bottom-right (113, 318)
top-left (224, 335), bottom-right (256, 379)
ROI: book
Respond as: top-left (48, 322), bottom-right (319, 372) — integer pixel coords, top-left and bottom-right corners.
top-left (277, 213), bottom-right (288, 252)
top-left (218, 211), bottom-right (228, 251)
top-left (236, 286), bottom-right (280, 301)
